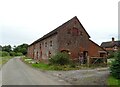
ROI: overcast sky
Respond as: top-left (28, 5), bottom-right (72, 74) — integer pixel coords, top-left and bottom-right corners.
top-left (0, 0), bottom-right (119, 47)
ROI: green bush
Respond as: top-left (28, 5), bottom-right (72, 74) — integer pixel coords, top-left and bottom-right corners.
top-left (108, 54), bottom-right (114, 59)
top-left (69, 62), bottom-right (76, 68)
top-left (15, 52), bottom-right (23, 56)
top-left (0, 51), bottom-right (2, 57)
top-left (49, 52), bottom-right (70, 65)
top-left (1, 51), bottom-right (10, 57)
top-left (110, 52), bottom-right (120, 79)
top-left (9, 51), bottom-right (16, 56)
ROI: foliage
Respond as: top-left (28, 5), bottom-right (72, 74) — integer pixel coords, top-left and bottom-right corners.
top-left (0, 45), bottom-right (2, 51)
top-left (22, 57), bottom-right (81, 71)
top-left (107, 75), bottom-right (120, 85)
top-left (0, 51), bottom-right (10, 57)
top-left (15, 52), bottom-right (23, 56)
top-left (110, 51), bottom-right (120, 79)
top-left (0, 56), bottom-right (12, 65)
top-left (9, 51), bottom-right (16, 56)
top-left (2, 45), bottom-right (12, 52)
top-left (1, 43), bottom-right (28, 57)
top-left (49, 52), bottom-right (70, 65)
top-left (13, 44), bottom-right (28, 55)
top-left (108, 53), bottom-right (114, 59)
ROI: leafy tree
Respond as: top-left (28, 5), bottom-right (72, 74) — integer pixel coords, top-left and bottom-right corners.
top-left (9, 51), bottom-right (16, 56)
top-left (2, 45), bottom-right (12, 52)
top-left (1, 51), bottom-right (10, 57)
top-left (13, 44), bottom-right (28, 55)
top-left (110, 51), bottom-right (120, 79)
top-left (0, 45), bottom-right (2, 51)
top-left (15, 52), bottom-right (23, 56)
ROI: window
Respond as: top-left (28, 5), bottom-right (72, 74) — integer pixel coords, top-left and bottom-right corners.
top-left (67, 28), bottom-right (71, 34)
top-left (67, 41), bottom-right (71, 46)
top-left (48, 51), bottom-right (52, 58)
top-left (40, 44), bottom-right (41, 49)
top-left (80, 31), bottom-right (83, 36)
top-left (45, 42), bottom-right (47, 47)
top-left (50, 41), bottom-right (52, 47)
top-left (72, 27), bottom-right (79, 36)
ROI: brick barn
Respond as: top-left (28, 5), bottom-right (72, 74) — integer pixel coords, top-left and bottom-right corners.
top-left (27, 16), bottom-right (107, 64)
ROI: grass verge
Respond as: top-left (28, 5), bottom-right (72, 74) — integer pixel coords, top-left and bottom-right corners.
top-left (107, 75), bottom-right (120, 86)
top-left (22, 57), bottom-right (108, 71)
top-left (22, 57), bottom-right (83, 71)
top-left (0, 56), bottom-right (12, 66)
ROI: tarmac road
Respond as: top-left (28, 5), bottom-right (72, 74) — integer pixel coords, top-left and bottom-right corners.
top-left (2, 57), bottom-right (70, 85)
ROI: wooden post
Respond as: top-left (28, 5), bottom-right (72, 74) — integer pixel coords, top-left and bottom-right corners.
top-left (87, 56), bottom-right (90, 67)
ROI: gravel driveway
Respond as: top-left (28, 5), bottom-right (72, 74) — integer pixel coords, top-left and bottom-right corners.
top-left (46, 67), bottom-right (110, 85)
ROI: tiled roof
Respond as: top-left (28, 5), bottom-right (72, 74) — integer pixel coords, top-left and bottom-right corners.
top-left (101, 41), bottom-right (120, 48)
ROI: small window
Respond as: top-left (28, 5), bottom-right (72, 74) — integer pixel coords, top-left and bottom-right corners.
top-left (40, 44), bottom-right (41, 49)
top-left (80, 31), bottom-right (83, 36)
top-left (45, 42), bottom-right (47, 47)
top-left (67, 43), bottom-right (70, 46)
top-left (72, 27), bottom-right (79, 36)
top-left (48, 51), bottom-right (52, 58)
top-left (67, 28), bottom-right (71, 34)
top-left (50, 41), bottom-right (52, 47)
top-left (67, 41), bottom-right (71, 46)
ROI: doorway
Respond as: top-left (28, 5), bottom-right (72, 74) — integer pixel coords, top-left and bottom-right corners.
top-left (83, 51), bottom-right (88, 64)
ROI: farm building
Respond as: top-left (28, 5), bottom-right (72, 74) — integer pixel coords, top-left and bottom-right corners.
top-left (27, 16), bottom-right (107, 64)
top-left (101, 37), bottom-right (120, 54)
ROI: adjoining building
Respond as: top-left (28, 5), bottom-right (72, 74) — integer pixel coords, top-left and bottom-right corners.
top-left (101, 37), bottom-right (120, 54)
top-left (27, 16), bottom-right (107, 64)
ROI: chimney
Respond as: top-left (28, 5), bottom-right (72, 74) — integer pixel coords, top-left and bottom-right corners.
top-left (112, 37), bottom-right (115, 42)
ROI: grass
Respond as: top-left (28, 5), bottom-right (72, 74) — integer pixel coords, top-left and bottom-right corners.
top-left (22, 57), bottom-right (109, 71)
top-left (22, 57), bottom-right (84, 71)
top-left (107, 75), bottom-right (120, 86)
top-left (0, 56), bottom-right (12, 66)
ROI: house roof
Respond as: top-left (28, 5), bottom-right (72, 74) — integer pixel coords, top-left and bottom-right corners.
top-left (29, 16), bottom-right (90, 46)
top-left (101, 41), bottom-right (120, 48)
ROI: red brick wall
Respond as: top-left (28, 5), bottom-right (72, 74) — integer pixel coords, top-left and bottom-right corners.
top-left (88, 40), bottom-right (106, 57)
top-left (57, 17), bottom-right (90, 60)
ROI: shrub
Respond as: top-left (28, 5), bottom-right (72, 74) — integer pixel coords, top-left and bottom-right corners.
top-left (49, 52), bottom-right (70, 65)
top-left (110, 51), bottom-right (120, 79)
top-left (15, 52), bottom-right (23, 56)
top-left (1, 51), bottom-right (10, 57)
top-left (108, 54), bottom-right (114, 59)
top-left (69, 62), bottom-right (76, 68)
top-left (0, 51), bottom-right (2, 57)
top-left (9, 51), bottom-right (16, 56)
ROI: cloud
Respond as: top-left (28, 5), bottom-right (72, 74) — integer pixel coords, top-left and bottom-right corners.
top-left (0, 0), bottom-right (119, 46)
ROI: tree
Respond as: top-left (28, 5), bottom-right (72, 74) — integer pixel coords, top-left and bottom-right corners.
top-left (110, 51), bottom-right (120, 79)
top-left (0, 45), bottom-right (2, 51)
top-left (1, 51), bottom-right (10, 57)
top-left (13, 44), bottom-right (28, 55)
top-left (2, 45), bottom-right (12, 52)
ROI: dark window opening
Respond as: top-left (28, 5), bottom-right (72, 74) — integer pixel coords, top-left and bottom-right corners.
top-left (40, 51), bottom-right (42, 58)
top-left (67, 43), bottom-right (70, 46)
top-left (45, 42), bottom-right (47, 47)
top-left (50, 41), bottom-right (52, 47)
top-left (80, 31), bottom-right (83, 36)
top-left (48, 51), bottom-right (52, 58)
top-left (67, 41), bottom-right (71, 46)
top-left (72, 27), bottom-right (79, 36)
top-left (67, 28), bottom-right (71, 34)
top-left (40, 44), bottom-right (41, 49)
